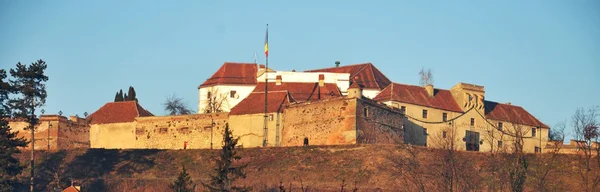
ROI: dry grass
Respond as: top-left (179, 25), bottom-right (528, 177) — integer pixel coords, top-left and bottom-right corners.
top-left (16, 144), bottom-right (585, 191)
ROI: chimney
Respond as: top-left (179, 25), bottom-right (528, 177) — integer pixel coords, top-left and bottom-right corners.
top-left (425, 84), bottom-right (434, 97)
top-left (318, 74), bottom-right (325, 87)
top-left (276, 75), bottom-right (282, 85)
top-left (335, 61), bottom-right (340, 67)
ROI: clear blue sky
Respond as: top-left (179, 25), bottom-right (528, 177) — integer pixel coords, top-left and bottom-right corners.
top-left (1, 1), bottom-right (598, 137)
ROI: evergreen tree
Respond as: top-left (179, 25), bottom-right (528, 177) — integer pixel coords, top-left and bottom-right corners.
top-left (124, 93), bottom-right (128, 101)
top-left (0, 69), bottom-right (29, 191)
top-left (114, 92), bottom-right (120, 102)
top-left (169, 165), bottom-right (196, 192)
top-left (116, 89), bottom-right (124, 102)
top-left (127, 86), bottom-right (137, 102)
top-left (7, 60), bottom-right (49, 192)
top-left (204, 124), bottom-right (250, 192)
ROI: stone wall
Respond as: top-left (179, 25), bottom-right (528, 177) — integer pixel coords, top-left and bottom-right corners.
top-left (229, 113), bottom-right (281, 148)
top-left (9, 115), bottom-right (89, 151)
top-left (356, 99), bottom-right (404, 144)
top-left (281, 98), bottom-right (357, 146)
top-left (134, 113), bottom-right (228, 149)
top-left (90, 122), bottom-right (136, 149)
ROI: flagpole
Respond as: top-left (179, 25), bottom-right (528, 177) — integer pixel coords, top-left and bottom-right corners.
top-left (263, 24), bottom-right (269, 147)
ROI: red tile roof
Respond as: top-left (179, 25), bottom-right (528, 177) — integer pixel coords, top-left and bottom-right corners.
top-left (305, 63), bottom-right (391, 90)
top-left (62, 186), bottom-right (80, 192)
top-left (87, 101), bottom-right (154, 124)
top-left (229, 91), bottom-right (292, 115)
top-left (484, 101), bottom-right (549, 128)
top-left (252, 82), bottom-right (342, 102)
top-left (373, 83), bottom-right (463, 113)
top-left (199, 62), bottom-right (258, 88)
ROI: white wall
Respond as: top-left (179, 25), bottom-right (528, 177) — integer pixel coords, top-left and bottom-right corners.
top-left (257, 71), bottom-right (350, 95)
top-left (363, 89), bottom-right (381, 99)
top-left (198, 85), bottom-right (256, 113)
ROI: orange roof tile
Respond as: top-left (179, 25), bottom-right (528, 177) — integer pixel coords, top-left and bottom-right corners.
top-left (252, 82), bottom-right (342, 102)
top-left (484, 101), bottom-right (549, 128)
top-left (199, 62), bottom-right (258, 88)
top-left (306, 63), bottom-right (391, 90)
top-left (229, 91), bottom-right (292, 115)
top-left (373, 83), bottom-right (463, 112)
top-left (87, 101), bottom-right (154, 124)
top-left (62, 186), bottom-right (80, 192)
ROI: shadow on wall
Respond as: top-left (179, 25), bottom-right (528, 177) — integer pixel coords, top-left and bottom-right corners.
top-left (404, 120), bottom-right (427, 146)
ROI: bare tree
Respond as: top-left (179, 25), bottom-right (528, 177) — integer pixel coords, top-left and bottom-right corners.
top-left (388, 145), bottom-right (427, 192)
top-left (163, 94), bottom-right (192, 115)
top-left (572, 106), bottom-right (600, 192)
top-left (504, 122), bottom-right (530, 192)
top-left (418, 68), bottom-right (433, 86)
top-left (203, 87), bottom-right (229, 113)
top-left (430, 124), bottom-right (481, 192)
top-left (530, 121), bottom-right (567, 191)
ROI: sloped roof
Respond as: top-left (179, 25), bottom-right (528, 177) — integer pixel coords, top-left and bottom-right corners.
top-left (484, 101), bottom-right (549, 128)
top-left (87, 101), bottom-right (154, 124)
top-left (373, 83), bottom-right (463, 113)
top-left (62, 186), bottom-right (80, 192)
top-left (229, 91), bottom-right (292, 115)
top-left (305, 63), bottom-right (391, 90)
top-left (252, 82), bottom-right (342, 102)
top-left (199, 62), bottom-right (258, 88)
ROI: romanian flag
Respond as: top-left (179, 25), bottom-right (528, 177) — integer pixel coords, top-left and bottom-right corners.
top-left (264, 24), bottom-right (269, 58)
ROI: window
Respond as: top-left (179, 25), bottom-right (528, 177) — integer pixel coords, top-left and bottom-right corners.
top-left (159, 128), bottom-right (168, 134)
top-left (422, 109), bottom-right (428, 119)
top-left (470, 118), bottom-right (475, 127)
top-left (498, 122), bottom-right (503, 131)
top-left (400, 106), bottom-right (406, 112)
top-left (363, 108), bottom-right (369, 117)
top-left (442, 131), bottom-right (447, 138)
top-left (535, 146), bottom-right (541, 153)
top-left (230, 90), bottom-right (236, 98)
top-left (442, 113), bottom-right (448, 122)
top-left (136, 128), bottom-right (145, 135)
top-left (269, 114), bottom-right (274, 121)
top-left (532, 128), bottom-right (536, 137)
top-left (207, 91), bottom-right (211, 99)
top-left (498, 141), bottom-right (503, 148)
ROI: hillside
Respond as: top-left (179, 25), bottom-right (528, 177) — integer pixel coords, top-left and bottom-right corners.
top-left (16, 145), bottom-right (586, 191)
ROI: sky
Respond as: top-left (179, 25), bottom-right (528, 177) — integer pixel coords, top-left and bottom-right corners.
top-left (0, 1), bottom-right (598, 137)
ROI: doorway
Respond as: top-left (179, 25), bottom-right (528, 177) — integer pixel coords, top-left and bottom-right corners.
top-left (465, 130), bottom-right (480, 151)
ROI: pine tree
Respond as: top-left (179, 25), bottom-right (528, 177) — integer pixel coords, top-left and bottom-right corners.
top-left (203, 124), bottom-right (250, 192)
top-left (127, 86), bottom-right (137, 102)
top-left (8, 60), bottom-right (49, 192)
top-left (114, 92), bottom-right (120, 102)
top-left (169, 165), bottom-right (196, 192)
top-left (0, 69), bottom-right (29, 191)
top-left (116, 89), bottom-right (124, 102)
top-left (124, 93), bottom-right (128, 101)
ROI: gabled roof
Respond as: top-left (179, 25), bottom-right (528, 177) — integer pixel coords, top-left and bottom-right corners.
top-left (87, 101), bottom-right (154, 124)
top-left (199, 62), bottom-right (258, 88)
top-left (252, 82), bottom-right (342, 102)
top-left (484, 101), bottom-right (549, 128)
top-left (62, 186), bottom-right (80, 192)
top-left (229, 91), bottom-right (292, 115)
top-left (373, 83), bottom-right (463, 113)
top-left (305, 63), bottom-right (391, 90)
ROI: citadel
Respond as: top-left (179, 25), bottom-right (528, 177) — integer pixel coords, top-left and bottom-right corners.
top-left (10, 62), bottom-right (555, 153)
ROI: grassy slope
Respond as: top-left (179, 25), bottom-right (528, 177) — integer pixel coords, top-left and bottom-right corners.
top-left (17, 144), bottom-right (583, 191)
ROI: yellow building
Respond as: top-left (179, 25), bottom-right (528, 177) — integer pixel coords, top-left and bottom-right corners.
top-left (373, 82), bottom-right (549, 153)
